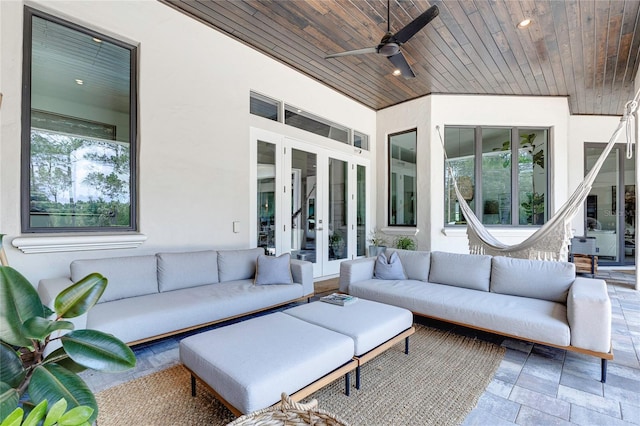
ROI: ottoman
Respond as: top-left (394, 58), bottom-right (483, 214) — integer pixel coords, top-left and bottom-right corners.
top-left (179, 312), bottom-right (357, 415)
top-left (283, 299), bottom-right (414, 388)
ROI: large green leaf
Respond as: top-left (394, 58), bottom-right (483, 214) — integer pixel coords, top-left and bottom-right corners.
top-left (21, 317), bottom-right (74, 341)
top-left (0, 382), bottom-right (20, 422)
top-left (54, 274), bottom-right (106, 319)
top-left (61, 330), bottom-right (135, 372)
top-left (0, 267), bottom-right (45, 347)
top-left (0, 343), bottom-right (25, 388)
top-left (28, 365), bottom-right (97, 424)
top-left (43, 348), bottom-right (86, 374)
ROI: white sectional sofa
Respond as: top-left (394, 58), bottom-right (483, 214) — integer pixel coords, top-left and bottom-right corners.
top-left (38, 248), bottom-right (313, 345)
top-left (339, 249), bottom-right (613, 382)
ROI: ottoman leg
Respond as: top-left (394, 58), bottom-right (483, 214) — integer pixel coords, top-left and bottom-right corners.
top-left (405, 336), bottom-right (410, 354)
top-left (356, 365), bottom-right (361, 390)
top-left (345, 372), bottom-right (350, 396)
top-left (191, 374), bottom-right (196, 397)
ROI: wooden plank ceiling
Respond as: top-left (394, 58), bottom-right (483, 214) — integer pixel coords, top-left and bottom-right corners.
top-left (161, 0), bottom-right (640, 115)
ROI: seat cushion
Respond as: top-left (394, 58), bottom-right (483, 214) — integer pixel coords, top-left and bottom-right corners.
top-left (71, 255), bottom-right (158, 303)
top-left (157, 250), bottom-right (219, 292)
top-left (490, 256), bottom-right (575, 303)
top-left (348, 279), bottom-right (570, 347)
top-left (87, 280), bottom-right (305, 344)
top-left (429, 251), bottom-right (492, 291)
top-left (218, 248), bottom-right (264, 282)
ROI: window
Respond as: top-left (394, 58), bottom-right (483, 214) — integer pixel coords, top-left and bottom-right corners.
top-left (444, 126), bottom-right (548, 226)
top-left (250, 91), bottom-right (280, 121)
top-left (389, 129), bottom-right (417, 226)
top-left (284, 105), bottom-right (349, 144)
top-left (22, 8), bottom-right (137, 232)
top-left (354, 131), bottom-right (369, 150)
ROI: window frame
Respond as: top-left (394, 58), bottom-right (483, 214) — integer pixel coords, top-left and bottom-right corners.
top-left (388, 128), bottom-right (417, 227)
top-left (21, 7), bottom-right (138, 233)
top-left (444, 125), bottom-right (550, 227)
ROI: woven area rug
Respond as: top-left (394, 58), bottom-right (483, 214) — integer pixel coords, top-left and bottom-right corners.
top-left (96, 324), bottom-right (504, 425)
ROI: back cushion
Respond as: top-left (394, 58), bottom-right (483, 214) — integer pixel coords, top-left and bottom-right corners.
top-left (217, 248), bottom-right (265, 282)
top-left (490, 256), bottom-right (575, 303)
top-left (71, 255), bottom-right (158, 303)
top-left (429, 251), bottom-right (492, 291)
top-left (386, 249), bottom-right (430, 281)
top-left (157, 250), bottom-right (219, 292)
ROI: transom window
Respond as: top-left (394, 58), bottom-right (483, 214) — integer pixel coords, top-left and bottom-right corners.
top-left (444, 126), bottom-right (549, 226)
top-left (22, 8), bottom-right (137, 232)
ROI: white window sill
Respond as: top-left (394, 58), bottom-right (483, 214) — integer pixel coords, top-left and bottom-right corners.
top-left (12, 234), bottom-right (147, 254)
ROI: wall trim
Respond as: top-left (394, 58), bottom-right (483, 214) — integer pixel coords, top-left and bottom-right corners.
top-left (12, 234), bottom-right (147, 254)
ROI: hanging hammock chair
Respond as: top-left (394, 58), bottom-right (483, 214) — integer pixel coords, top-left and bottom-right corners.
top-left (438, 89), bottom-right (639, 262)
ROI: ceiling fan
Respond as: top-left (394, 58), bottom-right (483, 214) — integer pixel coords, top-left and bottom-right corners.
top-left (325, 1), bottom-right (439, 79)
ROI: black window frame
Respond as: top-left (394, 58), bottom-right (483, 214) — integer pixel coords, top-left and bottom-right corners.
top-left (388, 128), bottom-right (418, 227)
top-left (21, 7), bottom-right (138, 233)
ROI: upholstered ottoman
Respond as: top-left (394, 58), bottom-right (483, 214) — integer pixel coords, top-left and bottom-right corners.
top-left (283, 299), bottom-right (414, 388)
top-left (179, 312), bottom-right (357, 415)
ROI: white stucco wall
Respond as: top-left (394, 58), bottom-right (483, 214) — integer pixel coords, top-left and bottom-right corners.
top-left (0, 0), bottom-right (376, 284)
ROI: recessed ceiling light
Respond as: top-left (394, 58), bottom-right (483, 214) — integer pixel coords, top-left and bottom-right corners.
top-left (517, 19), bottom-right (532, 29)
top-left (393, 69), bottom-right (401, 76)
top-left (75, 79), bottom-right (84, 85)
top-left (92, 37), bottom-right (102, 43)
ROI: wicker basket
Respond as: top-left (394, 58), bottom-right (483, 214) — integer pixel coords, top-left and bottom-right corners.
top-left (227, 393), bottom-right (350, 426)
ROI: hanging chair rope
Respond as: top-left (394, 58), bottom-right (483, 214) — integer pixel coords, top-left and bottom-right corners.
top-left (437, 88), bottom-right (639, 261)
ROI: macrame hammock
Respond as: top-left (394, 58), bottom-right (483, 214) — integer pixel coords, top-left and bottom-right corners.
top-left (438, 88), bottom-right (639, 262)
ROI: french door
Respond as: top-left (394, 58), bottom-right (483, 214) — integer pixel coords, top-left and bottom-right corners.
top-left (251, 128), bottom-right (369, 277)
top-left (585, 143), bottom-right (636, 265)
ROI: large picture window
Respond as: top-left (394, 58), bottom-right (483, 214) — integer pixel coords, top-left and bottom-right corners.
top-left (22, 8), bottom-right (137, 232)
top-left (389, 129), bottom-right (417, 226)
top-left (444, 126), bottom-right (548, 226)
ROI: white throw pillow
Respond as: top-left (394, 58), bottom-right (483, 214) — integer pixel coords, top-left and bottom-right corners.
top-left (374, 251), bottom-right (407, 280)
top-left (254, 253), bottom-right (293, 285)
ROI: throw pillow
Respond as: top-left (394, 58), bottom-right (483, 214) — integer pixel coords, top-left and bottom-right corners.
top-left (374, 251), bottom-right (407, 280)
top-left (254, 253), bottom-right (293, 285)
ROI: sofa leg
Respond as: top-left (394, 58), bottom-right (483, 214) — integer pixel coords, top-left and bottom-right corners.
top-left (601, 359), bottom-right (607, 383)
top-left (405, 336), bottom-right (410, 355)
top-left (191, 374), bottom-right (196, 396)
top-left (355, 366), bottom-right (361, 390)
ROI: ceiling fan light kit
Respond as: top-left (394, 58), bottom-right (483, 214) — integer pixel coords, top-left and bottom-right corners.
top-left (325, 1), bottom-right (440, 79)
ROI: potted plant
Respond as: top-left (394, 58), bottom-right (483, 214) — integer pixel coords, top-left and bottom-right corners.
top-left (0, 266), bottom-right (136, 424)
top-left (394, 235), bottom-right (416, 251)
top-left (329, 232), bottom-right (345, 259)
top-left (367, 229), bottom-right (388, 257)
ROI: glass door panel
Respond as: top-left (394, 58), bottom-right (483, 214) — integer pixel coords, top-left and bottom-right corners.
top-left (291, 148), bottom-right (317, 264)
top-left (328, 158), bottom-right (348, 261)
top-left (356, 165), bottom-right (366, 257)
top-left (623, 152), bottom-right (636, 264)
top-left (257, 141), bottom-right (276, 254)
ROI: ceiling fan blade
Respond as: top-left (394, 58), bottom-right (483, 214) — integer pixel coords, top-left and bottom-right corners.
top-left (394, 5), bottom-right (439, 44)
top-left (325, 47), bottom-right (377, 59)
top-left (387, 51), bottom-right (415, 79)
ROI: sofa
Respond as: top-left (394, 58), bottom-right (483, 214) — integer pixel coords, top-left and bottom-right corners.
top-left (339, 249), bottom-right (613, 382)
top-left (38, 248), bottom-right (314, 345)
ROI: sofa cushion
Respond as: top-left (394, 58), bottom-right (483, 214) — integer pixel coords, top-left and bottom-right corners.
top-left (429, 251), bottom-right (492, 291)
top-left (386, 249), bottom-right (430, 281)
top-left (218, 248), bottom-right (264, 282)
top-left (71, 255), bottom-right (158, 303)
top-left (157, 250), bottom-right (219, 292)
top-left (254, 254), bottom-right (293, 285)
top-left (374, 252), bottom-right (407, 280)
top-left (490, 256), bottom-right (575, 303)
